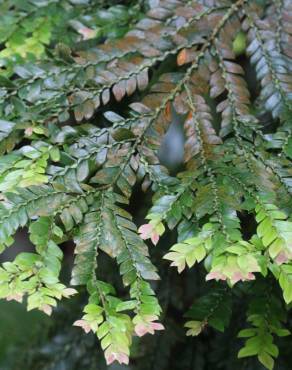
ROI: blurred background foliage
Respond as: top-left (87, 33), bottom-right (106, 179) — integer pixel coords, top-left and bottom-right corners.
top-left (0, 301), bottom-right (50, 370)
top-left (0, 0), bottom-right (143, 76)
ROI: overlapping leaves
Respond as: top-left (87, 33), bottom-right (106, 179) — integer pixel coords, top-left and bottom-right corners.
top-left (0, 0), bottom-right (291, 368)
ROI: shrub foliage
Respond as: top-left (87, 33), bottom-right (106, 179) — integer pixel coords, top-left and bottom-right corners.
top-left (0, 0), bottom-right (292, 369)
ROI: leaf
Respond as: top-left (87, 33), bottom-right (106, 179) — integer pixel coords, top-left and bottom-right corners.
top-left (116, 300), bottom-right (137, 312)
top-left (112, 128), bottom-right (135, 141)
top-left (238, 346), bottom-right (259, 358)
top-left (258, 352), bottom-right (274, 370)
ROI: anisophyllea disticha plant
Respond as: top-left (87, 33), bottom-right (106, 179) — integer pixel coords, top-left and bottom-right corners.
top-left (0, 0), bottom-right (292, 368)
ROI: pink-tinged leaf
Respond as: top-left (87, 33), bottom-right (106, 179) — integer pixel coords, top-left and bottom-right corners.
top-left (138, 223), bottom-right (152, 239)
top-left (206, 271), bottom-right (226, 281)
top-left (117, 353), bottom-right (129, 365)
top-left (25, 127), bottom-right (34, 136)
top-left (105, 350), bottom-right (129, 365)
top-left (275, 252), bottom-right (289, 265)
top-left (246, 272), bottom-right (255, 280)
top-left (6, 293), bottom-right (23, 303)
top-left (40, 304), bottom-right (53, 316)
top-left (105, 353), bottom-right (115, 365)
top-left (138, 223), bottom-right (160, 245)
top-left (135, 320), bottom-right (164, 337)
top-left (151, 232), bottom-right (160, 245)
top-left (78, 27), bottom-right (96, 40)
top-left (151, 322), bottom-right (165, 331)
top-left (73, 319), bottom-right (91, 333)
top-left (135, 323), bottom-right (149, 337)
top-left (231, 271), bottom-right (256, 284)
top-left (231, 271), bottom-right (245, 284)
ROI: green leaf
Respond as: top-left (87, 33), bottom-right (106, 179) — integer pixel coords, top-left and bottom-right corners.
top-left (15, 253), bottom-right (41, 268)
top-left (116, 300), bottom-right (137, 312)
top-left (258, 352), bottom-right (274, 370)
top-left (238, 346), bottom-right (259, 358)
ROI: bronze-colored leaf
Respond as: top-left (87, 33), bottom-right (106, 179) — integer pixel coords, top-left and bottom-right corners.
top-left (177, 49), bottom-right (188, 66)
top-left (113, 80), bottom-right (126, 102)
top-left (83, 100), bottom-right (95, 120)
top-left (137, 70), bottom-right (149, 90)
top-left (74, 107), bottom-right (84, 122)
top-left (164, 102), bottom-right (172, 122)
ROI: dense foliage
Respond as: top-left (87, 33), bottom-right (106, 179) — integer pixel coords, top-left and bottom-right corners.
top-left (0, 0), bottom-right (292, 369)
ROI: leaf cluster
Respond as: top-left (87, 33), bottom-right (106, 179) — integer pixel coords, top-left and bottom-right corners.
top-left (0, 0), bottom-right (291, 368)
